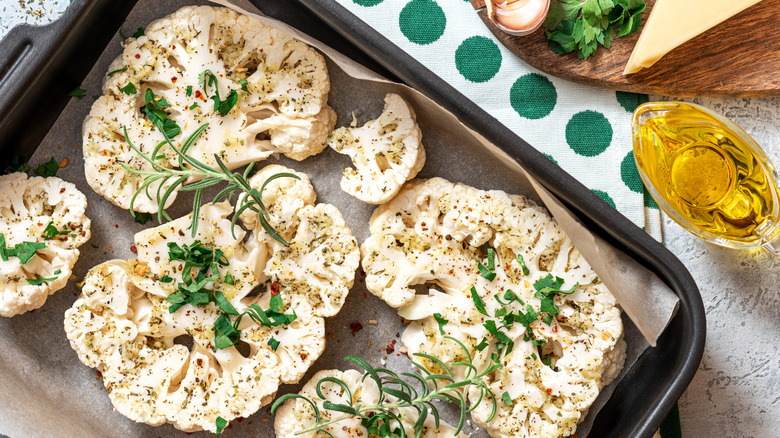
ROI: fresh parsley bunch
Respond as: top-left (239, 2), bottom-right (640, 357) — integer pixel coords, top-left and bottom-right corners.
top-left (544, 0), bottom-right (646, 59)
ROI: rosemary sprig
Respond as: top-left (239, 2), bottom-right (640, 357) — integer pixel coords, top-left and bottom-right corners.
top-left (271, 336), bottom-right (502, 437)
top-left (120, 123), bottom-right (298, 246)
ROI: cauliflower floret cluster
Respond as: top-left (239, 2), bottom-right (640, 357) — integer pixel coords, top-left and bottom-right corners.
top-left (0, 173), bottom-right (91, 317)
top-left (274, 369), bottom-right (469, 438)
top-left (64, 166), bottom-right (359, 433)
top-left (83, 5), bottom-right (336, 212)
top-left (328, 93), bottom-right (426, 204)
top-left (361, 178), bottom-right (626, 438)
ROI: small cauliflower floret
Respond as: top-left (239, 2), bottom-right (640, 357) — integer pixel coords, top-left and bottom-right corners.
top-left (274, 369), bottom-right (469, 438)
top-left (84, 5), bottom-right (336, 212)
top-left (0, 173), bottom-right (91, 317)
top-left (361, 178), bottom-right (626, 438)
top-left (238, 164), bottom-right (316, 244)
top-left (265, 204), bottom-right (360, 318)
top-left (328, 93), bottom-right (426, 204)
top-left (239, 165), bottom-right (361, 319)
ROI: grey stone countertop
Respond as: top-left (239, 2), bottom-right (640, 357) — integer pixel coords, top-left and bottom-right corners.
top-left (2, 3), bottom-right (780, 438)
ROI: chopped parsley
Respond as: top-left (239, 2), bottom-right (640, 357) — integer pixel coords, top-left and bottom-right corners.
top-left (154, 275), bottom-right (173, 283)
top-left (0, 234), bottom-right (45, 264)
top-left (107, 67), bottom-right (128, 77)
top-left (133, 212), bottom-right (152, 225)
top-left (143, 89), bottom-right (181, 138)
top-left (132, 27), bottom-right (144, 38)
top-left (501, 391), bottom-right (514, 406)
top-left (43, 221), bottom-right (73, 240)
top-left (215, 416), bottom-right (228, 436)
top-left (67, 87), bottom-right (86, 99)
top-left (34, 157), bottom-right (59, 177)
top-left (119, 82), bottom-right (137, 95)
top-left (516, 253), bottom-right (530, 276)
top-left (239, 78), bottom-right (249, 93)
top-left (470, 285), bottom-right (488, 316)
top-left (185, 85), bottom-right (192, 97)
top-left (478, 248), bottom-right (497, 281)
top-left (433, 312), bottom-right (448, 335)
top-left (199, 69), bottom-right (239, 116)
top-left (5, 155), bottom-right (29, 173)
top-left (267, 337), bottom-right (280, 351)
top-left (189, 102), bottom-right (199, 110)
top-left (28, 269), bottom-right (61, 285)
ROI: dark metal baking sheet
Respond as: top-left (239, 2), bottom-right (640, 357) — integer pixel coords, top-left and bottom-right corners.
top-left (0, 1), bottom-right (705, 437)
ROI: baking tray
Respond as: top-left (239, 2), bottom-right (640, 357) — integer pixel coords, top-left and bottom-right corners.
top-left (0, 1), bottom-right (706, 437)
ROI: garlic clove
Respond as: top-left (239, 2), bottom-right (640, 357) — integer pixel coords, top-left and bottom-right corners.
top-left (486, 0), bottom-right (551, 36)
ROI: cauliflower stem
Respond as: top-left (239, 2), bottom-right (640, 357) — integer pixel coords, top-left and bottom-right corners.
top-left (121, 123), bottom-right (298, 246)
top-left (271, 336), bottom-right (502, 437)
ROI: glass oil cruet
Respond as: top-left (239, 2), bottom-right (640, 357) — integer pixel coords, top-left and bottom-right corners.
top-left (632, 101), bottom-right (780, 255)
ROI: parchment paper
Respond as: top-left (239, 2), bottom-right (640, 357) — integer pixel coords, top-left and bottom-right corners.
top-left (0, 0), bottom-right (678, 436)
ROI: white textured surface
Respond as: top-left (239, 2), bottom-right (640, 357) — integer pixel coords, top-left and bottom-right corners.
top-left (654, 95), bottom-right (780, 438)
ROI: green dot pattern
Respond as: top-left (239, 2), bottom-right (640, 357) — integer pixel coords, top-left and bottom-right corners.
top-left (455, 36), bottom-right (502, 83)
top-left (510, 73), bottom-right (557, 120)
top-left (593, 190), bottom-right (616, 208)
top-left (644, 188), bottom-right (659, 209)
top-left (621, 151), bottom-right (644, 193)
top-left (353, 0), bottom-right (384, 6)
top-left (616, 91), bottom-right (649, 113)
top-left (399, 0), bottom-right (446, 45)
top-left (566, 111), bottom-right (613, 157)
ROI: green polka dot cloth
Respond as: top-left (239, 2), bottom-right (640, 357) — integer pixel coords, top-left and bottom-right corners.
top-left (337, 0), bottom-right (663, 240)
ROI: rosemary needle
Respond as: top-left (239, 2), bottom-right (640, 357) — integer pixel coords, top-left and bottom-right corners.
top-left (120, 123), bottom-right (298, 246)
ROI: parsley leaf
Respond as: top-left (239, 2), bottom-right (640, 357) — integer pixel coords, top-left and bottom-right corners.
top-left (501, 391), bottom-right (514, 406)
top-left (186, 85), bottom-right (193, 97)
top-left (107, 67), bottom-right (128, 77)
top-left (543, 0), bottom-right (645, 59)
top-left (67, 87), bottom-right (86, 99)
top-left (34, 157), bottom-right (59, 177)
top-left (516, 253), bottom-right (530, 276)
top-left (0, 234), bottom-right (45, 264)
top-left (5, 155), bottom-right (29, 174)
top-left (267, 337), bottom-right (280, 351)
top-left (132, 27), bottom-right (144, 38)
top-left (200, 69), bottom-right (239, 116)
top-left (433, 313), bottom-right (448, 335)
top-left (119, 82), bottom-right (137, 95)
top-left (27, 275), bottom-right (57, 285)
top-left (133, 212), bottom-right (152, 225)
top-left (239, 78), bottom-right (249, 93)
top-left (143, 89), bottom-right (181, 138)
top-left (470, 285), bottom-right (489, 316)
top-left (215, 417), bottom-right (228, 437)
top-left (43, 221), bottom-right (71, 240)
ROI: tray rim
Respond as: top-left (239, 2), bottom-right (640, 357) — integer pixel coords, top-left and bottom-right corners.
top-left (292, 1), bottom-right (706, 437)
top-left (0, 0), bottom-right (706, 436)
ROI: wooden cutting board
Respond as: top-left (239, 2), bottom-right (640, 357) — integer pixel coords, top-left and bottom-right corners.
top-left (471, 0), bottom-right (780, 97)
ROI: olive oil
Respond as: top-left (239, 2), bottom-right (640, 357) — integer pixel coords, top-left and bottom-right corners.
top-left (633, 102), bottom-right (780, 249)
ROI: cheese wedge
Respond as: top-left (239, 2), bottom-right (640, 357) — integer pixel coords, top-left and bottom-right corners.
top-left (624, 0), bottom-right (764, 74)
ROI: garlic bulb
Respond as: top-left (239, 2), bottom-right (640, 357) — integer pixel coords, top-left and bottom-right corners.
top-left (486, 0), bottom-right (550, 36)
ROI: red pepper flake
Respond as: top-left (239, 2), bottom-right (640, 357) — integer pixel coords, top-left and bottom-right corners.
top-left (196, 358), bottom-right (203, 366)
top-left (130, 245), bottom-right (137, 254)
top-left (546, 388), bottom-right (552, 394)
top-left (37, 222), bottom-right (42, 227)
top-left (270, 282), bottom-right (280, 295)
top-left (172, 45), bottom-right (176, 50)
top-left (349, 321), bottom-right (363, 336)
top-left (171, 77), bottom-right (178, 83)
top-left (300, 352), bottom-right (308, 360)
top-left (195, 90), bottom-right (205, 100)
top-left (114, 224), bottom-right (119, 228)
top-left (385, 344), bottom-right (395, 354)
top-left (134, 54), bottom-right (140, 59)
top-left (60, 187), bottom-right (66, 194)
top-left (363, 292), bottom-right (367, 298)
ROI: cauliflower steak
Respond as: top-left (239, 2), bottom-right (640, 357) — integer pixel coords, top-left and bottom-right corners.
top-left (361, 178), bottom-right (626, 438)
top-left (274, 369), bottom-right (469, 438)
top-left (328, 93), bottom-right (426, 204)
top-left (0, 173), bottom-right (91, 317)
top-left (65, 166), bottom-right (359, 433)
top-left (83, 5), bottom-right (336, 212)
